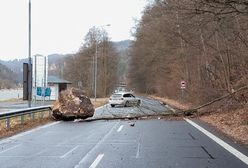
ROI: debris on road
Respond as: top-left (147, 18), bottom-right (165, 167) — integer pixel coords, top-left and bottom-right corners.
top-left (129, 123), bottom-right (135, 127)
top-left (52, 88), bottom-right (95, 121)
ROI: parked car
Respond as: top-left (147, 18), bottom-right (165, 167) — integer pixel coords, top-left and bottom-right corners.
top-left (109, 92), bottom-right (141, 107)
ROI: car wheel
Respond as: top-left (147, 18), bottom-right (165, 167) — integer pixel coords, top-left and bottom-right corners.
top-left (124, 101), bottom-right (129, 107)
top-left (111, 104), bottom-right (115, 107)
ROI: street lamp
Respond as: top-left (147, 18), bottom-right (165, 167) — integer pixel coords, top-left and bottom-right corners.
top-left (94, 24), bottom-right (110, 101)
top-left (28, 0), bottom-right (32, 107)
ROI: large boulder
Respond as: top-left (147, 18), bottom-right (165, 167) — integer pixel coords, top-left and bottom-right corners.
top-left (52, 88), bottom-right (95, 120)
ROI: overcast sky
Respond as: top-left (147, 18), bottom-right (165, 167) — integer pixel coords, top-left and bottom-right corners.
top-left (0, 0), bottom-right (148, 61)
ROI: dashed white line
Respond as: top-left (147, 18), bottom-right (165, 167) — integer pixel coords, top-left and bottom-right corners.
top-left (60, 146), bottom-right (79, 159)
top-left (117, 125), bottom-right (124, 132)
top-left (0, 144), bottom-right (21, 154)
top-left (185, 118), bottom-right (248, 166)
top-left (73, 122), bottom-right (119, 168)
top-left (89, 154), bottom-right (104, 168)
top-left (135, 142), bottom-right (141, 158)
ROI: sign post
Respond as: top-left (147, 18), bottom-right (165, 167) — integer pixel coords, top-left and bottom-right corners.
top-left (180, 80), bottom-right (186, 100)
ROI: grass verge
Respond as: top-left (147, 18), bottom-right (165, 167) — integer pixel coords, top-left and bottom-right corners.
top-left (91, 98), bottom-right (108, 108)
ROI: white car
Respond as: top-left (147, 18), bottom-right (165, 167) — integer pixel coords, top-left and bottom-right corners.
top-left (109, 92), bottom-right (141, 107)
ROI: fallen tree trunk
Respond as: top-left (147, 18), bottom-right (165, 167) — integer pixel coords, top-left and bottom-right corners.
top-left (183, 85), bottom-right (248, 115)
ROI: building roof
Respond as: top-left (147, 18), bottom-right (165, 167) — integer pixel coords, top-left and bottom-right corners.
top-left (48, 75), bottom-right (72, 84)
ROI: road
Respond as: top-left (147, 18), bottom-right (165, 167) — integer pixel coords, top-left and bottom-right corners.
top-left (0, 97), bottom-right (247, 168)
top-left (0, 101), bottom-right (53, 113)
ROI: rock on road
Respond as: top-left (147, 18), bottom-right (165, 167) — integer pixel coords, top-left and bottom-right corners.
top-left (0, 97), bottom-right (247, 168)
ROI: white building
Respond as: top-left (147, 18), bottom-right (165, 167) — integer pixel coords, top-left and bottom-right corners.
top-left (32, 55), bottom-right (48, 100)
top-left (47, 75), bottom-right (71, 100)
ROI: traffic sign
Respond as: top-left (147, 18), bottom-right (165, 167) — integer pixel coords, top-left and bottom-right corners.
top-left (181, 81), bottom-right (186, 89)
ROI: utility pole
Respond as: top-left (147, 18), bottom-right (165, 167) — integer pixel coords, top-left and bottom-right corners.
top-left (94, 41), bottom-right (98, 102)
top-left (28, 0), bottom-right (32, 107)
top-left (93, 24), bottom-right (110, 101)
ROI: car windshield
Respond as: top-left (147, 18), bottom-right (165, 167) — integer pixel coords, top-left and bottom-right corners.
top-left (112, 94), bottom-right (122, 98)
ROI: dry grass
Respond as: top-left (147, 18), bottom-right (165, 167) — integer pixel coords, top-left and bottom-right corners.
top-left (91, 98), bottom-right (108, 108)
top-left (150, 95), bottom-right (192, 110)
top-left (0, 98), bottom-right (23, 102)
top-left (201, 108), bottom-right (248, 146)
top-left (0, 118), bottom-right (53, 139)
top-left (0, 110), bottom-right (52, 139)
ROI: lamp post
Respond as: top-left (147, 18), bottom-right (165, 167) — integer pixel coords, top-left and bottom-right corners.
top-left (28, 0), bottom-right (32, 107)
top-left (94, 24), bottom-right (110, 101)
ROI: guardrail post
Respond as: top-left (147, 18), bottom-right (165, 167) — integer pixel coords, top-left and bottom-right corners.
top-left (40, 111), bottom-right (44, 119)
top-left (21, 115), bottom-right (25, 124)
top-left (32, 113), bottom-right (35, 120)
top-left (6, 118), bottom-right (10, 129)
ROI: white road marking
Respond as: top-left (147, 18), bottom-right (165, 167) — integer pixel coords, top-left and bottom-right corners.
top-left (0, 144), bottom-right (21, 154)
top-left (135, 143), bottom-right (141, 158)
top-left (0, 121), bottom-right (60, 145)
top-left (117, 125), bottom-right (123, 132)
top-left (95, 105), bottom-right (107, 111)
top-left (74, 122), bottom-right (119, 168)
top-left (185, 118), bottom-right (248, 165)
top-left (89, 154), bottom-right (104, 168)
top-left (35, 149), bottom-right (46, 156)
top-left (165, 105), bottom-right (176, 113)
top-left (60, 145), bottom-right (79, 159)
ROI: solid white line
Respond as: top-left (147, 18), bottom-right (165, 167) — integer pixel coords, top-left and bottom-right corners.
top-left (95, 105), bottom-right (107, 111)
top-left (89, 154), bottom-right (104, 168)
top-left (74, 122), bottom-right (119, 168)
top-left (0, 121), bottom-right (61, 145)
top-left (185, 118), bottom-right (248, 165)
top-left (60, 145), bottom-right (79, 159)
top-left (165, 105), bottom-right (176, 112)
top-left (0, 144), bottom-right (21, 154)
top-left (117, 125), bottom-right (123, 132)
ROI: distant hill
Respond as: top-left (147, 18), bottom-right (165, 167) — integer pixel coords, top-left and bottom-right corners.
top-left (0, 54), bottom-right (70, 82)
top-left (112, 40), bottom-right (132, 81)
top-left (113, 40), bottom-right (132, 53)
top-left (0, 63), bottom-right (18, 89)
top-left (0, 40), bottom-right (132, 86)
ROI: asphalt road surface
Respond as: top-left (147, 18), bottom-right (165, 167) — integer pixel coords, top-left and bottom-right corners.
top-left (0, 97), bottom-right (247, 168)
top-left (0, 101), bottom-right (53, 113)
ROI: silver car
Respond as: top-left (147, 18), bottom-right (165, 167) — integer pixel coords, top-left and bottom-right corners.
top-left (109, 92), bottom-right (141, 107)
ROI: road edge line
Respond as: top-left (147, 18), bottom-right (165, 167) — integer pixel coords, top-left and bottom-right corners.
top-left (95, 104), bottom-right (107, 111)
top-left (89, 154), bottom-right (104, 168)
top-left (185, 118), bottom-right (248, 165)
top-left (0, 121), bottom-right (61, 145)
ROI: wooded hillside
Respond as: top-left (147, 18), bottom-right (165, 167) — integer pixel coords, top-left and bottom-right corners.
top-left (129, 0), bottom-right (248, 105)
top-left (0, 63), bottom-right (18, 89)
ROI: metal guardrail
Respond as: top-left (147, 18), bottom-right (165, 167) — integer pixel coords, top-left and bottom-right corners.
top-left (0, 105), bottom-right (52, 129)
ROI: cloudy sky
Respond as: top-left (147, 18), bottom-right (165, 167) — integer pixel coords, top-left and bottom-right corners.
top-left (0, 0), bottom-right (148, 60)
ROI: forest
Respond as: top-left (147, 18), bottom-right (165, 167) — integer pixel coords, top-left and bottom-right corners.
top-left (129, 0), bottom-right (248, 105)
top-left (63, 27), bottom-right (119, 98)
top-left (0, 63), bottom-right (18, 89)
